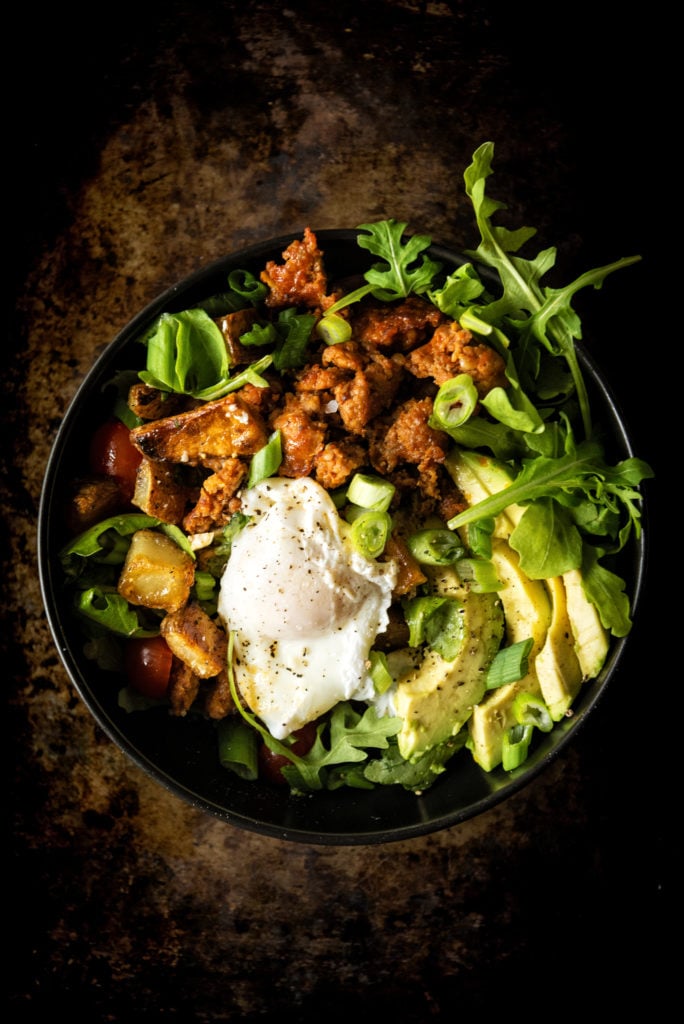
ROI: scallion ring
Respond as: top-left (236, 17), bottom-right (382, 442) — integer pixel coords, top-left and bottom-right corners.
top-left (406, 528), bottom-right (464, 565)
top-left (431, 374), bottom-right (479, 431)
top-left (368, 650), bottom-right (393, 694)
top-left (316, 312), bottom-right (352, 345)
top-left (346, 472), bottom-right (395, 512)
top-left (502, 723), bottom-right (534, 771)
top-left (349, 510), bottom-right (391, 559)
top-left (485, 638), bottom-right (534, 690)
top-left (512, 691), bottom-right (554, 733)
top-left (247, 430), bottom-right (282, 488)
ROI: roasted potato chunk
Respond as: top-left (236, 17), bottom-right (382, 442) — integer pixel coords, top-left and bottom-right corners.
top-left (129, 393), bottom-right (268, 465)
top-left (117, 529), bottom-right (194, 612)
top-left (133, 457), bottom-right (190, 525)
top-left (160, 603), bottom-right (228, 678)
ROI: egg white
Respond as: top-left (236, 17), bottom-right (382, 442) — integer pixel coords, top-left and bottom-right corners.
top-left (217, 476), bottom-right (397, 739)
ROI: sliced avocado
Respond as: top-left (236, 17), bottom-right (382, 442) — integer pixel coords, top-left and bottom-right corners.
top-left (466, 538), bottom-right (551, 772)
top-left (444, 447), bottom-right (523, 539)
top-left (562, 568), bottom-right (610, 679)
top-left (489, 539), bottom-right (551, 650)
top-left (534, 575), bottom-right (583, 721)
top-left (390, 566), bottom-right (504, 761)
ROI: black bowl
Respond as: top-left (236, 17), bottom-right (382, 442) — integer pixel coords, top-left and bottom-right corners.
top-left (37, 230), bottom-right (648, 845)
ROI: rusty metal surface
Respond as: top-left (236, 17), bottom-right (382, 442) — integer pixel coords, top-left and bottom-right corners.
top-left (6, 2), bottom-right (665, 1019)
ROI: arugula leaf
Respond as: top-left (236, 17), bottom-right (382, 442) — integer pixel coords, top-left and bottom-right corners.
top-left (364, 736), bottom-right (465, 792)
top-left (448, 441), bottom-right (652, 549)
top-left (75, 587), bottom-right (160, 637)
top-left (428, 261), bottom-right (489, 317)
top-left (225, 638), bottom-right (403, 792)
top-left (281, 703), bottom-right (403, 793)
top-left (508, 498), bottom-right (583, 578)
top-left (356, 219), bottom-right (443, 299)
top-left (580, 544), bottom-right (633, 637)
top-left (321, 218), bottom-right (443, 320)
top-left (462, 142), bottom-right (641, 438)
top-left (60, 513), bottom-right (164, 575)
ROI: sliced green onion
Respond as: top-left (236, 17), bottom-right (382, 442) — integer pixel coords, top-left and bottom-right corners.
top-left (193, 570), bottom-right (217, 603)
top-left (502, 723), bottom-right (534, 770)
top-left (512, 691), bottom-right (554, 733)
top-left (402, 595), bottom-right (465, 661)
top-left (369, 650), bottom-right (393, 694)
top-left (227, 268), bottom-right (269, 305)
top-left (239, 322), bottom-right (277, 347)
top-left (349, 510), bottom-right (391, 559)
top-left (403, 596), bottom-right (445, 647)
top-left (316, 312), bottom-right (352, 345)
top-left (346, 472), bottom-right (395, 512)
top-left (273, 309), bottom-right (317, 370)
top-left (406, 528), bottom-right (464, 565)
top-left (464, 517), bottom-right (495, 559)
top-left (485, 638), bottom-right (534, 690)
top-left (217, 716), bottom-right (259, 780)
top-left (455, 556), bottom-right (502, 593)
top-left (248, 430), bottom-right (282, 487)
top-left (430, 374), bottom-right (479, 431)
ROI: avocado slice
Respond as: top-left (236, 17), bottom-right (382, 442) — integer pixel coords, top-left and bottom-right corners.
top-left (466, 538), bottom-right (552, 772)
top-left (535, 575), bottom-right (583, 721)
top-left (441, 443), bottom-right (615, 772)
top-left (562, 568), bottom-right (610, 680)
top-left (444, 446), bottom-right (523, 538)
top-left (390, 566), bottom-right (504, 761)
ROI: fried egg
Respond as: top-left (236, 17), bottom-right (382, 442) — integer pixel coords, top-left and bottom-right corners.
top-left (217, 476), bottom-right (397, 739)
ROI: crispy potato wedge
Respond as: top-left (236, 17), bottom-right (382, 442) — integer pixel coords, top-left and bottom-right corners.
top-left (130, 393), bottom-right (268, 465)
top-left (161, 603), bottom-right (228, 679)
top-left (133, 457), bottom-right (190, 525)
top-left (117, 529), bottom-right (194, 612)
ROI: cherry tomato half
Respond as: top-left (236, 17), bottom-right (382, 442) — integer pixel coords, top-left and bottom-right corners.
top-left (124, 636), bottom-right (173, 699)
top-left (89, 418), bottom-right (142, 504)
top-left (258, 722), bottom-right (318, 786)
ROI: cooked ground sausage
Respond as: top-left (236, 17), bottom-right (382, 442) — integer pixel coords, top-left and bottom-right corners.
top-left (404, 320), bottom-right (508, 393)
top-left (351, 295), bottom-right (446, 352)
top-left (183, 458), bottom-right (248, 534)
top-left (261, 227), bottom-right (338, 311)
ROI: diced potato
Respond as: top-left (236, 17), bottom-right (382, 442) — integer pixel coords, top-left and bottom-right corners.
top-left (133, 456), bottom-right (189, 525)
top-left (160, 603), bottom-right (227, 678)
top-left (129, 393), bottom-right (268, 465)
top-left (118, 529), bottom-right (194, 612)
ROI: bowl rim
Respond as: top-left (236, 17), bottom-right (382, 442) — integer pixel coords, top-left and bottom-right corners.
top-left (37, 228), bottom-right (649, 845)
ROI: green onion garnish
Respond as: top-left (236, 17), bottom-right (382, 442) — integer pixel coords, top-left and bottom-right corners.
top-left (349, 510), bottom-right (391, 559)
top-left (248, 430), bottom-right (282, 487)
top-left (217, 716), bottom-right (259, 780)
top-left (346, 472), bottom-right (395, 512)
top-left (512, 691), bottom-right (553, 733)
top-left (502, 723), bottom-right (533, 770)
top-left (485, 638), bottom-right (534, 690)
top-left (455, 556), bottom-right (501, 593)
top-left (368, 650), bottom-right (393, 694)
top-left (316, 312), bottom-right (352, 345)
top-left (407, 528), bottom-right (464, 565)
top-left (430, 374), bottom-right (479, 431)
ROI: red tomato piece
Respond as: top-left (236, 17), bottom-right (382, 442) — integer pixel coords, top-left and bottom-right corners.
top-left (124, 636), bottom-right (173, 699)
top-left (258, 722), bottom-right (318, 786)
top-left (89, 418), bottom-right (142, 504)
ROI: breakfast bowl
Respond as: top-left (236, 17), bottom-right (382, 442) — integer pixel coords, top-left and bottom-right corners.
top-left (37, 171), bottom-right (651, 845)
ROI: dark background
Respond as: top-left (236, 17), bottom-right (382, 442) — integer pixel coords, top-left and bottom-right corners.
top-left (6, 2), bottom-right (667, 1019)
